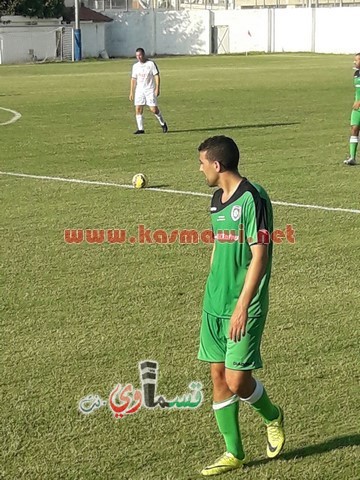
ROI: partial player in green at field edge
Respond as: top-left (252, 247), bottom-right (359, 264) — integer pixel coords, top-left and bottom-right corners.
top-left (344, 53), bottom-right (360, 166)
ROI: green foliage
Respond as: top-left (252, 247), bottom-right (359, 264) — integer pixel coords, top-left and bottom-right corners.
top-left (0, 0), bottom-right (65, 18)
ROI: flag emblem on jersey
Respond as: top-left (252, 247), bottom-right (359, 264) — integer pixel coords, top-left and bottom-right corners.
top-left (231, 205), bottom-right (242, 221)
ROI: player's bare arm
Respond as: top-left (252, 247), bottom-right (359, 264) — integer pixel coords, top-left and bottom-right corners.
top-left (229, 244), bottom-right (268, 342)
top-left (154, 74), bottom-right (160, 97)
top-left (129, 78), bottom-right (136, 101)
top-left (352, 100), bottom-right (360, 110)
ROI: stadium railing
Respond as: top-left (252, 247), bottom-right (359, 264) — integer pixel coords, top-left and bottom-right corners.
top-left (84, 0), bottom-right (360, 10)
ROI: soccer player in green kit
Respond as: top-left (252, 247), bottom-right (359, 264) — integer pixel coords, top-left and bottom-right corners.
top-left (344, 52), bottom-right (360, 166)
top-left (197, 136), bottom-right (285, 476)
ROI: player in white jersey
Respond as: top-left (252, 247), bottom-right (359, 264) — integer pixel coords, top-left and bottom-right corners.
top-left (129, 47), bottom-right (168, 134)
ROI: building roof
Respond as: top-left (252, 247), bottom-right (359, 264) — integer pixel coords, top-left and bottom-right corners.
top-left (63, 6), bottom-right (113, 23)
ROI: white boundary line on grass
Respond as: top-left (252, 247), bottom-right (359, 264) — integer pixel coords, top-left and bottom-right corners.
top-left (0, 170), bottom-right (359, 215)
top-left (0, 107), bottom-right (22, 126)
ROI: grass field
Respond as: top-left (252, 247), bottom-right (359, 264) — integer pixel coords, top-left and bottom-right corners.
top-left (1, 54), bottom-right (360, 480)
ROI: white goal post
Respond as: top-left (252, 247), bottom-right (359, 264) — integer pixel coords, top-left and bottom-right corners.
top-left (0, 26), bottom-right (74, 64)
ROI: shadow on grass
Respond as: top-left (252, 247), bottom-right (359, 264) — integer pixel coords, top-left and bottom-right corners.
top-left (167, 122), bottom-right (300, 134)
top-left (247, 434), bottom-right (360, 468)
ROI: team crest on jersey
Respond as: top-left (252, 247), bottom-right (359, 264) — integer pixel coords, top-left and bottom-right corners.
top-left (231, 205), bottom-right (242, 221)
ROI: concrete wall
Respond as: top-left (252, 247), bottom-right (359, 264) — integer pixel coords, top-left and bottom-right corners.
top-left (213, 9), bottom-right (269, 53)
top-left (0, 28), bottom-right (59, 63)
top-left (156, 10), bottom-right (211, 55)
top-left (314, 7), bottom-right (360, 54)
top-left (81, 23), bottom-right (107, 57)
top-left (273, 8), bottom-right (313, 53)
top-left (0, 16), bottom-right (61, 64)
top-left (104, 6), bottom-right (360, 56)
top-left (0, 7), bottom-right (359, 63)
top-left (0, 18), bottom-right (108, 63)
top-left (105, 9), bottom-right (211, 56)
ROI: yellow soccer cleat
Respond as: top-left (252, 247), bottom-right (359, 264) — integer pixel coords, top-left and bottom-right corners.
top-left (200, 452), bottom-right (247, 476)
top-left (266, 406), bottom-right (285, 458)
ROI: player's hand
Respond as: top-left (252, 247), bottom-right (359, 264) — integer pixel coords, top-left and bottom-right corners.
top-left (229, 307), bottom-right (248, 342)
top-left (129, 93), bottom-right (133, 101)
top-left (155, 89), bottom-right (160, 97)
top-left (352, 101), bottom-right (360, 110)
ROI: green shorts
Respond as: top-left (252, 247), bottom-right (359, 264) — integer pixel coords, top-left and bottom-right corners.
top-left (198, 311), bottom-right (266, 370)
top-left (350, 108), bottom-right (360, 127)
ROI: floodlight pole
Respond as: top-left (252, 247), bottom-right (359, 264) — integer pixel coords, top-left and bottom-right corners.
top-left (74, 0), bottom-right (82, 61)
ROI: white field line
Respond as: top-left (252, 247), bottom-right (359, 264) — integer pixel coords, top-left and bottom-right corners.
top-left (0, 107), bottom-right (22, 126)
top-left (0, 171), bottom-right (359, 214)
top-left (0, 65), bottom-right (327, 80)
top-left (0, 68), bottom-right (256, 80)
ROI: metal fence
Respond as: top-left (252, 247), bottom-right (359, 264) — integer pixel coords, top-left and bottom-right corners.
top-left (84, 0), bottom-right (360, 10)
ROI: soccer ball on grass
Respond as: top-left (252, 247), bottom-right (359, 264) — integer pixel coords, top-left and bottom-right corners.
top-left (132, 173), bottom-right (149, 189)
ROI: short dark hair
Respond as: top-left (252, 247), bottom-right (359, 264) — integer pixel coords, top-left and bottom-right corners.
top-left (198, 135), bottom-right (240, 172)
top-left (136, 47), bottom-right (145, 54)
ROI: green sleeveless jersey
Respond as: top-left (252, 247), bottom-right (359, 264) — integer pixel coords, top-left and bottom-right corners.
top-left (203, 179), bottom-right (273, 318)
top-left (354, 69), bottom-right (360, 104)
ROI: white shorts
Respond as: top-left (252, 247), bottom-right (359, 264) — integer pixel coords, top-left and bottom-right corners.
top-left (134, 89), bottom-right (158, 107)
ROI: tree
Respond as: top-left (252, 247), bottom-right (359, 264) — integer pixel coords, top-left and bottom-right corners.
top-left (0, 0), bottom-right (65, 18)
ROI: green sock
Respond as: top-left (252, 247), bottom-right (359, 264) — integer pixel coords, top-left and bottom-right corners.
top-left (350, 136), bottom-right (358, 159)
top-left (251, 387), bottom-right (279, 424)
top-left (213, 396), bottom-right (245, 460)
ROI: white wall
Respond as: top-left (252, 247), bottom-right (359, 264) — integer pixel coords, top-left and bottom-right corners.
top-left (0, 16), bottom-right (62, 64)
top-left (103, 6), bottom-right (360, 56)
top-left (0, 21), bottom-right (108, 63)
top-left (273, 8), bottom-right (313, 53)
top-left (314, 7), bottom-right (360, 54)
top-left (0, 28), bottom-right (59, 64)
top-left (81, 23), bottom-right (106, 57)
top-left (1, 7), bottom-right (359, 63)
top-left (213, 9), bottom-right (269, 53)
top-left (105, 11), bottom-right (155, 57)
top-left (156, 10), bottom-right (211, 55)
top-left (105, 9), bottom-right (211, 56)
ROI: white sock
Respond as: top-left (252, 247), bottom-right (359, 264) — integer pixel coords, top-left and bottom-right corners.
top-left (155, 112), bottom-right (165, 126)
top-left (350, 136), bottom-right (358, 159)
top-left (136, 114), bottom-right (144, 130)
top-left (212, 394), bottom-right (239, 410)
top-left (239, 379), bottom-right (264, 404)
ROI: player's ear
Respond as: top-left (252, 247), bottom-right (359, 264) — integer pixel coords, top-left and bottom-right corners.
top-left (214, 161), bottom-right (222, 172)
